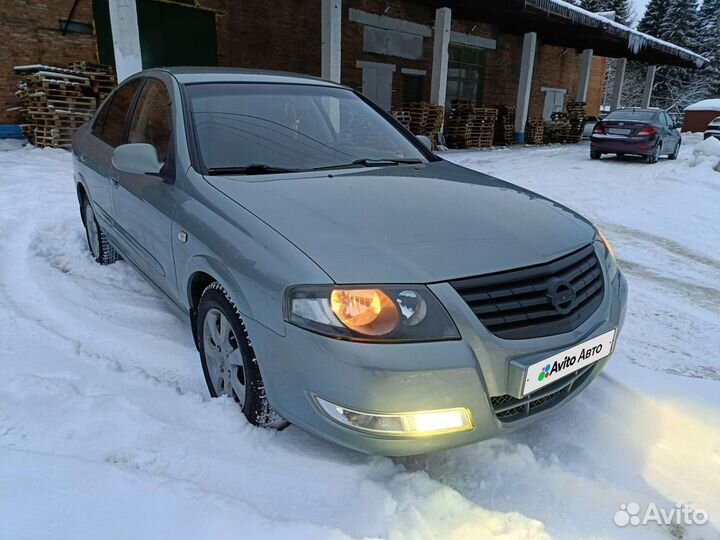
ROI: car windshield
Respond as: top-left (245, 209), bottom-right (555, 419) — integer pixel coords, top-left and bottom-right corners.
top-left (604, 110), bottom-right (656, 122)
top-left (186, 83), bottom-right (428, 174)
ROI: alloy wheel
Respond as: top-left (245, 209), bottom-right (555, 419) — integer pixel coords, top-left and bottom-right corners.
top-left (202, 307), bottom-right (246, 404)
top-left (85, 203), bottom-right (100, 258)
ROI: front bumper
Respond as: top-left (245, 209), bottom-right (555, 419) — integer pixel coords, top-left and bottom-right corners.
top-left (246, 254), bottom-right (628, 456)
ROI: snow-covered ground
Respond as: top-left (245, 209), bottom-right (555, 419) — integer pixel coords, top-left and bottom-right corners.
top-left (1, 135), bottom-right (719, 540)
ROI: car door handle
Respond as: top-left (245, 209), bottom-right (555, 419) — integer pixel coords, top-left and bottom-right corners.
top-left (79, 154), bottom-right (87, 163)
top-left (110, 173), bottom-right (119, 188)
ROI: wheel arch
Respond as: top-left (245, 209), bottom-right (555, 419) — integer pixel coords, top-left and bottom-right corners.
top-left (184, 256), bottom-right (258, 349)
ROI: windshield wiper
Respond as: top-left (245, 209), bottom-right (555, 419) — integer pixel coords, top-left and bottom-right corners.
top-left (206, 164), bottom-right (301, 176)
top-left (307, 158), bottom-right (423, 172)
top-left (351, 158), bottom-right (423, 166)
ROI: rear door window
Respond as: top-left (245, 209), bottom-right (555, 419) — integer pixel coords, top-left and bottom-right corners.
top-left (98, 78), bottom-right (142, 147)
top-left (127, 79), bottom-right (172, 162)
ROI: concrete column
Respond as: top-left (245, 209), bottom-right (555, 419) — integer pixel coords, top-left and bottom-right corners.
top-left (430, 7), bottom-right (451, 107)
top-left (610, 57), bottom-right (627, 111)
top-left (641, 65), bottom-right (656, 108)
top-left (514, 32), bottom-right (537, 143)
top-left (576, 49), bottom-right (593, 102)
top-left (321, 0), bottom-right (342, 83)
top-left (108, 0), bottom-right (142, 82)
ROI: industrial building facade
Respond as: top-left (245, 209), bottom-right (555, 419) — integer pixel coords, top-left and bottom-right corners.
top-left (0, 0), bottom-right (706, 141)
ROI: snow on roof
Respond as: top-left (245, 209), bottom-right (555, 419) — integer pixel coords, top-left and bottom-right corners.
top-left (528, 0), bottom-right (708, 68)
top-left (685, 99), bottom-right (720, 112)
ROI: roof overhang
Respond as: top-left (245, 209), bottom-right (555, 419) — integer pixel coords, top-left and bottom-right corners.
top-left (416, 0), bottom-right (707, 68)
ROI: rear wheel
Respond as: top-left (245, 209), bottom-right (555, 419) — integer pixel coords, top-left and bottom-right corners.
top-left (590, 150), bottom-right (601, 160)
top-left (197, 282), bottom-right (286, 428)
top-left (82, 198), bottom-right (120, 265)
top-left (668, 140), bottom-right (681, 160)
top-left (646, 143), bottom-right (661, 164)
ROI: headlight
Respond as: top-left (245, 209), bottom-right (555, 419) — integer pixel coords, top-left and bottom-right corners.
top-left (285, 285), bottom-right (460, 342)
top-left (595, 227), bottom-right (618, 280)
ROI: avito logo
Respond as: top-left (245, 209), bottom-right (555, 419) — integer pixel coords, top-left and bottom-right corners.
top-left (537, 343), bottom-right (605, 382)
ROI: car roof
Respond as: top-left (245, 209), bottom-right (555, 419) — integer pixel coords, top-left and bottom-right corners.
top-left (151, 66), bottom-right (345, 88)
top-left (609, 108), bottom-right (660, 114)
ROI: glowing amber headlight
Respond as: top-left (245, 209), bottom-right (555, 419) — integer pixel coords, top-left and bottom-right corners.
top-left (285, 285), bottom-right (460, 342)
top-left (596, 228), bottom-right (615, 259)
top-left (330, 289), bottom-right (400, 336)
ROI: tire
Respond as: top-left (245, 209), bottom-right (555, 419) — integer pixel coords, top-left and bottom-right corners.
top-left (646, 143), bottom-right (661, 164)
top-left (668, 140), bottom-right (680, 160)
top-left (197, 282), bottom-right (286, 428)
top-left (82, 197), bottom-right (120, 265)
top-left (617, 153), bottom-right (625, 159)
top-left (590, 150), bottom-right (601, 160)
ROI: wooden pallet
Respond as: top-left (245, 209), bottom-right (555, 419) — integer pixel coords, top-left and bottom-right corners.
top-left (10, 62), bottom-right (116, 148)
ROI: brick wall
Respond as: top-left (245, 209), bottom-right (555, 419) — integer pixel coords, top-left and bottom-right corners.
top-left (0, 0), bottom-right (98, 124)
top-left (0, 0), bottom-right (607, 125)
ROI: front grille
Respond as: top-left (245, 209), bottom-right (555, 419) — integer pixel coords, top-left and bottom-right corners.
top-left (449, 244), bottom-right (604, 339)
top-left (491, 365), bottom-right (594, 421)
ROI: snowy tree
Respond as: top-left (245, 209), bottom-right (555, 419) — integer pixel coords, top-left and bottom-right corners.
top-left (637, 0), bottom-right (671, 36)
top-left (606, 0), bottom-right (636, 25)
top-left (659, 0), bottom-right (700, 49)
top-left (697, 0), bottom-right (720, 96)
top-left (651, 0), bottom-right (705, 117)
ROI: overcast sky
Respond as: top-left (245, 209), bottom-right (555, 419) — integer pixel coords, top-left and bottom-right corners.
top-left (632, 0), bottom-right (649, 24)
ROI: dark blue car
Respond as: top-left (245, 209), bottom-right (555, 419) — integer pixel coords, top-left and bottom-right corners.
top-left (590, 108), bottom-right (682, 164)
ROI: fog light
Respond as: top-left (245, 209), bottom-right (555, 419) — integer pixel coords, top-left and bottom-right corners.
top-left (313, 396), bottom-right (473, 436)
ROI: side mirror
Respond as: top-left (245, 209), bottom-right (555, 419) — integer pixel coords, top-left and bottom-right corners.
top-left (111, 143), bottom-right (163, 176)
top-left (416, 135), bottom-right (433, 151)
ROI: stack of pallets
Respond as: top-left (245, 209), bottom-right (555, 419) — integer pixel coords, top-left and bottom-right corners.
top-left (545, 111), bottom-right (571, 144)
top-left (391, 110), bottom-right (412, 130)
top-left (404, 102), bottom-right (430, 135)
top-left (424, 104), bottom-right (445, 142)
top-left (495, 105), bottom-right (516, 145)
top-left (394, 102), bottom-right (445, 147)
top-left (526, 118), bottom-right (545, 145)
top-left (565, 101), bottom-right (586, 144)
top-left (68, 62), bottom-right (117, 106)
top-left (11, 63), bottom-right (116, 149)
top-left (445, 101), bottom-right (498, 149)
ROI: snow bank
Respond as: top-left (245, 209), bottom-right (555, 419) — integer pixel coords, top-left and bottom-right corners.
top-left (689, 135), bottom-right (720, 167)
top-left (685, 99), bottom-right (720, 112)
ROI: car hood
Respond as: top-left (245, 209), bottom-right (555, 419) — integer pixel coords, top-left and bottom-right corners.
top-left (206, 160), bottom-right (596, 283)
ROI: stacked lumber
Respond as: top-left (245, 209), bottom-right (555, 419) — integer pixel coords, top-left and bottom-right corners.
top-left (565, 101), bottom-right (586, 143)
top-left (494, 105), bottom-right (515, 146)
top-left (445, 101), bottom-right (497, 149)
top-left (526, 118), bottom-right (545, 145)
top-left (11, 63), bottom-right (116, 149)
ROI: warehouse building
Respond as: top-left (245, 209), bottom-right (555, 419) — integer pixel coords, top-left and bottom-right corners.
top-left (0, 0), bottom-right (706, 142)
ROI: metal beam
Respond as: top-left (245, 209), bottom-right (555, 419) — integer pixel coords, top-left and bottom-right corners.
top-left (610, 57), bottom-right (627, 111)
top-left (430, 7), bottom-right (451, 107)
top-left (576, 49), bottom-right (593, 102)
top-left (515, 32), bottom-right (537, 143)
top-left (108, 0), bottom-right (142, 82)
top-left (641, 65), bottom-right (656, 108)
top-left (321, 0), bottom-right (342, 83)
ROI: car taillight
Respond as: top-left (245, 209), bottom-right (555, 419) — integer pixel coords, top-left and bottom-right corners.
top-left (638, 127), bottom-right (657, 136)
top-left (593, 124), bottom-right (604, 134)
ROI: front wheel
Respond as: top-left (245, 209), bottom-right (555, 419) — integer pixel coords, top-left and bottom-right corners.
top-left (197, 282), bottom-right (286, 428)
top-left (82, 198), bottom-right (120, 265)
top-left (590, 150), bottom-right (601, 160)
